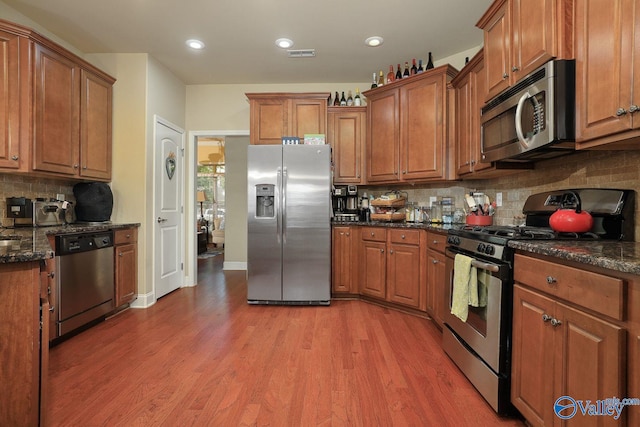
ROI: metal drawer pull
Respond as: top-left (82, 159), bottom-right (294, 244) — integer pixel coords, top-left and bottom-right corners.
top-left (470, 260), bottom-right (499, 273)
top-left (401, 234), bottom-right (405, 239)
top-left (380, 249), bottom-right (384, 253)
top-left (546, 276), bottom-right (557, 285)
top-left (550, 318), bottom-right (562, 327)
top-left (616, 108), bottom-right (627, 116)
top-left (389, 249), bottom-right (394, 254)
top-left (542, 314), bottom-right (552, 322)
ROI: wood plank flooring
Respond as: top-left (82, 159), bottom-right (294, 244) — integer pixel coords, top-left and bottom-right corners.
top-left (47, 255), bottom-right (525, 426)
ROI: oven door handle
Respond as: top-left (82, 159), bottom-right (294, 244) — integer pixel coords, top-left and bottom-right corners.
top-left (470, 260), bottom-right (500, 273)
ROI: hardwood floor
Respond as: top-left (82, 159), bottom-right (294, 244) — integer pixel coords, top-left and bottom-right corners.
top-left (48, 255), bottom-right (525, 426)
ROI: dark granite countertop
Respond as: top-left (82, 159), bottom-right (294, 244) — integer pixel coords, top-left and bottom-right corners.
top-left (0, 223), bottom-right (140, 264)
top-left (508, 240), bottom-right (640, 276)
top-left (331, 220), bottom-right (462, 233)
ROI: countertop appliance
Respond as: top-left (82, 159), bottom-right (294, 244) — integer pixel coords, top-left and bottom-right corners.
top-left (53, 231), bottom-right (115, 339)
top-left (443, 188), bottom-right (633, 415)
top-left (6, 197), bottom-right (33, 226)
top-left (481, 59), bottom-right (575, 163)
top-left (33, 199), bottom-right (71, 226)
top-left (73, 182), bottom-right (113, 223)
top-left (247, 145), bottom-right (331, 305)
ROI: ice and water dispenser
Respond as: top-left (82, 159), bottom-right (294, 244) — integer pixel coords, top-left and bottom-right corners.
top-left (255, 184), bottom-right (275, 218)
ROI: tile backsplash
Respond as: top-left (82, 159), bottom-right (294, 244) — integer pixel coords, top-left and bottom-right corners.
top-left (0, 173), bottom-right (76, 227)
top-left (360, 150), bottom-right (640, 242)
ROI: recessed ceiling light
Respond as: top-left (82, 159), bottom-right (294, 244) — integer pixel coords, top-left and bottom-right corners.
top-left (275, 38), bottom-right (294, 49)
top-left (365, 36), bottom-right (384, 47)
top-left (186, 39), bottom-right (205, 50)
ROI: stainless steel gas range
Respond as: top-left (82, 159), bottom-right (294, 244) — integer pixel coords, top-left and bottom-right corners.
top-left (442, 188), bottom-right (634, 415)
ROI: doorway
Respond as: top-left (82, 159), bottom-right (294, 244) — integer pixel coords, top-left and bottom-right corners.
top-left (196, 137), bottom-right (226, 252)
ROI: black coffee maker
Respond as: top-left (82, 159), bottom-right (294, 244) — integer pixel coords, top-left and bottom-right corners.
top-left (332, 185), bottom-right (347, 215)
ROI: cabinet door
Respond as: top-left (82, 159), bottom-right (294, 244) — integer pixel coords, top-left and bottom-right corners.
top-left (482, 0), bottom-right (511, 101)
top-left (249, 98), bottom-right (287, 145)
top-left (33, 43), bottom-right (80, 175)
top-left (401, 74), bottom-right (445, 180)
top-left (0, 29), bottom-right (23, 170)
top-left (455, 71), bottom-right (473, 175)
top-left (360, 240), bottom-right (387, 299)
top-left (80, 69), bottom-right (112, 180)
top-left (115, 243), bottom-right (137, 307)
top-left (426, 249), bottom-right (446, 327)
top-left (332, 226), bottom-right (353, 293)
top-left (329, 109), bottom-right (365, 184)
top-left (470, 57), bottom-right (492, 173)
top-left (511, 285), bottom-right (556, 427)
top-left (554, 301), bottom-right (625, 422)
top-left (575, 0), bottom-right (634, 142)
top-left (511, 0), bottom-right (556, 80)
top-left (290, 98), bottom-right (326, 140)
top-left (387, 243), bottom-right (421, 309)
top-left (367, 90), bottom-right (400, 183)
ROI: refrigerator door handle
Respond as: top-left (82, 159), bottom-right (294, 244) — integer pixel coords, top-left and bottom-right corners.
top-left (282, 167), bottom-right (288, 243)
top-left (276, 167), bottom-right (282, 244)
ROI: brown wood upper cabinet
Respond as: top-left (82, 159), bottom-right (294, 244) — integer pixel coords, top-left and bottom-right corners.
top-left (363, 66), bottom-right (457, 184)
top-left (477, 0), bottom-right (571, 102)
top-left (328, 106), bottom-right (366, 184)
top-left (0, 19), bottom-right (115, 181)
top-left (574, 0), bottom-right (640, 149)
top-left (246, 93), bottom-right (329, 145)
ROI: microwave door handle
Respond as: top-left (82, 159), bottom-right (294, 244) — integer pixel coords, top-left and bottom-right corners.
top-left (515, 92), bottom-right (532, 149)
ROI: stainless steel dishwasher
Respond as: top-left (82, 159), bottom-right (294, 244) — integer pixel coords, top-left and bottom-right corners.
top-left (54, 231), bottom-right (115, 338)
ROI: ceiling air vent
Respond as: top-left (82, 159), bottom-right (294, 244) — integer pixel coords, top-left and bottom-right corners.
top-left (287, 49), bottom-right (316, 58)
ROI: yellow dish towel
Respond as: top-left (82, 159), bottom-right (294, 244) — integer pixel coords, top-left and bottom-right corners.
top-left (451, 253), bottom-right (478, 322)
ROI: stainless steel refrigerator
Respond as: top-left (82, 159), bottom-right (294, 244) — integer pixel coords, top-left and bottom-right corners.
top-left (247, 145), bottom-right (331, 305)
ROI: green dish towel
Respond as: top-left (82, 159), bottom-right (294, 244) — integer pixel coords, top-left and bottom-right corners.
top-left (451, 253), bottom-right (478, 322)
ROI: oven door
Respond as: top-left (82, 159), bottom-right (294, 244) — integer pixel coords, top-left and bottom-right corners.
top-left (444, 247), bottom-right (511, 375)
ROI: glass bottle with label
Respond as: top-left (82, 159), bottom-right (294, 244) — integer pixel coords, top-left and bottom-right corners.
top-left (354, 88), bottom-right (362, 106)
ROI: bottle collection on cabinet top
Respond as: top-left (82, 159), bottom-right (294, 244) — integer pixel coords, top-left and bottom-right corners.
top-left (370, 52), bottom-right (435, 88)
top-left (329, 88), bottom-right (362, 107)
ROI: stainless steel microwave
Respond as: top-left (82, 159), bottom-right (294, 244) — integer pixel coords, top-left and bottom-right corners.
top-left (480, 59), bottom-right (575, 163)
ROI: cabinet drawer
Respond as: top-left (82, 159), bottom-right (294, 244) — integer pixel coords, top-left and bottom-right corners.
top-left (114, 228), bottom-right (137, 245)
top-left (514, 253), bottom-right (624, 320)
top-left (427, 231), bottom-right (447, 252)
top-left (361, 227), bottom-right (386, 242)
top-left (389, 229), bottom-right (420, 245)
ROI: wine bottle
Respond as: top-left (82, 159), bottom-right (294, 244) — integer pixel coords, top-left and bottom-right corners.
top-left (340, 91), bottom-right (347, 106)
top-left (333, 91), bottom-right (340, 106)
top-left (387, 65), bottom-right (395, 84)
top-left (346, 90), bottom-right (354, 106)
top-left (426, 52), bottom-right (434, 70)
top-left (377, 70), bottom-right (385, 87)
top-left (465, 56), bottom-right (470, 64)
top-left (403, 62), bottom-right (410, 78)
top-left (371, 72), bottom-right (378, 89)
top-left (410, 58), bottom-right (418, 75)
top-left (328, 93), bottom-right (332, 106)
top-left (395, 63), bottom-right (402, 80)
top-left (417, 59), bottom-right (424, 73)
top-left (354, 88), bottom-right (362, 106)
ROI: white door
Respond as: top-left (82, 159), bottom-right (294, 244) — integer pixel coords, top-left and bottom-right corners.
top-left (154, 117), bottom-right (184, 298)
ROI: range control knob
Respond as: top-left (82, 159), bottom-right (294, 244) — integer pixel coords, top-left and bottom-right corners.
top-left (484, 245), bottom-right (495, 255)
top-left (447, 236), bottom-right (461, 245)
top-left (477, 243), bottom-right (485, 253)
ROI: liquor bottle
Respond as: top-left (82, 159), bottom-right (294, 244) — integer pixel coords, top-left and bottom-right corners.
top-left (387, 65), bottom-right (395, 84)
top-left (354, 88), bottom-right (362, 106)
top-left (333, 91), bottom-right (340, 106)
top-left (426, 52), bottom-right (434, 70)
top-left (377, 70), bottom-right (385, 87)
top-left (403, 62), bottom-right (410, 78)
top-left (371, 72), bottom-right (378, 89)
top-left (395, 63), bottom-right (402, 80)
top-left (417, 59), bottom-right (424, 73)
top-left (328, 93), bottom-right (332, 106)
top-left (346, 90), bottom-right (354, 106)
top-left (410, 58), bottom-right (418, 75)
top-left (340, 91), bottom-right (347, 106)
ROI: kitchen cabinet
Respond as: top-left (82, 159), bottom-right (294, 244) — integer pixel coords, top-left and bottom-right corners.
top-left (246, 93), bottom-right (329, 145)
top-left (0, 261), bottom-right (48, 427)
top-left (425, 231), bottom-right (447, 328)
top-left (331, 226), bottom-right (358, 294)
top-left (364, 66), bottom-right (457, 184)
top-left (328, 107), bottom-right (366, 184)
top-left (0, 20), bottom-right (115, 180)
top-left (114, 228), bottom-right (138, 308)
top-left (359, 227), bottom-right (425, 310)
top-left (477, 0), bottom-right (571, 102)
top-left (574, 0), bottom-right (640, 149)
top-left (511, 253), bottom-right (627, 427)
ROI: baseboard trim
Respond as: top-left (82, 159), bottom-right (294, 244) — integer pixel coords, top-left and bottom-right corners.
top-left (130, 291), bottom-right (156, 309)
top-left (223, 261), bottom-right (246, 271)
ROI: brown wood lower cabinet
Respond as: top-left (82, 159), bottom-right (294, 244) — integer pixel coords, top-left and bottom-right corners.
top-left (425, 230), bottom-right (447, 327)
top-left (331, 226), bottom-right (358, 294)
top-left (360, 228), bottom-right (387, 300)
top-left (114, 228), bottom-right (138, 308)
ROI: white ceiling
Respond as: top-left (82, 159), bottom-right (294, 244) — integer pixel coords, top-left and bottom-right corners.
top-left (4, 0), bottom-right (492, 85)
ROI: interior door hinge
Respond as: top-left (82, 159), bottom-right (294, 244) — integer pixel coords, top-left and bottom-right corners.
top-left (181, 148), bottom-right (185, 156)
top-left (181, 263), bottom-right (184, 271)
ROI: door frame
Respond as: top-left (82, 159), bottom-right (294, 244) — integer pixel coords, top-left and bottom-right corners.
top-left (186, 129), bottom-right (249, 288)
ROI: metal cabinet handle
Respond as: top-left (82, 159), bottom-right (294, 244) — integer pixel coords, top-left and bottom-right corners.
top-left (119, 252), bottom-right (124, 257)
top-left (49, 306), bottom-right (55, 312)
top-left (82, 166), bottom-right (87, 170)
top-left (157, 217), bottom-right (168, 223)
top-left (512, 66), bottom-right (520, 72)
top-left (371, 232), bottom-right (375, 236)
top-left (126, 234), bottom-right (131, 238)
top-left (630, 105), bottom-right (639, 113)
top-left (401, 234), bottom-right (405, 239)
top-left (502, 72), bottom-right (509, 79)
top-left (550, 318), bottom-right (562, 327)
top-left (346, 232), bottom-right (350, 236)
top-left (380, 249), bottom-right (384, 253)
top-left (48, 271), bottom-right (55, 279)
top-left (432, 259), bottom-right (438, 264)
top-left (432, 240), bottom-right (439, 245)
top-left (11, 155), bottom-right (18, 161)
top-left (389, 249), bottom-right (394, 254)
top-left (616, 108), bottom-right (628, 116)
top-left (542, 314), bottom-right (552, 322)
top-left (73, 164), bottom-right (79, 169)
top-left (546, 276), bottom-right (557, 285)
